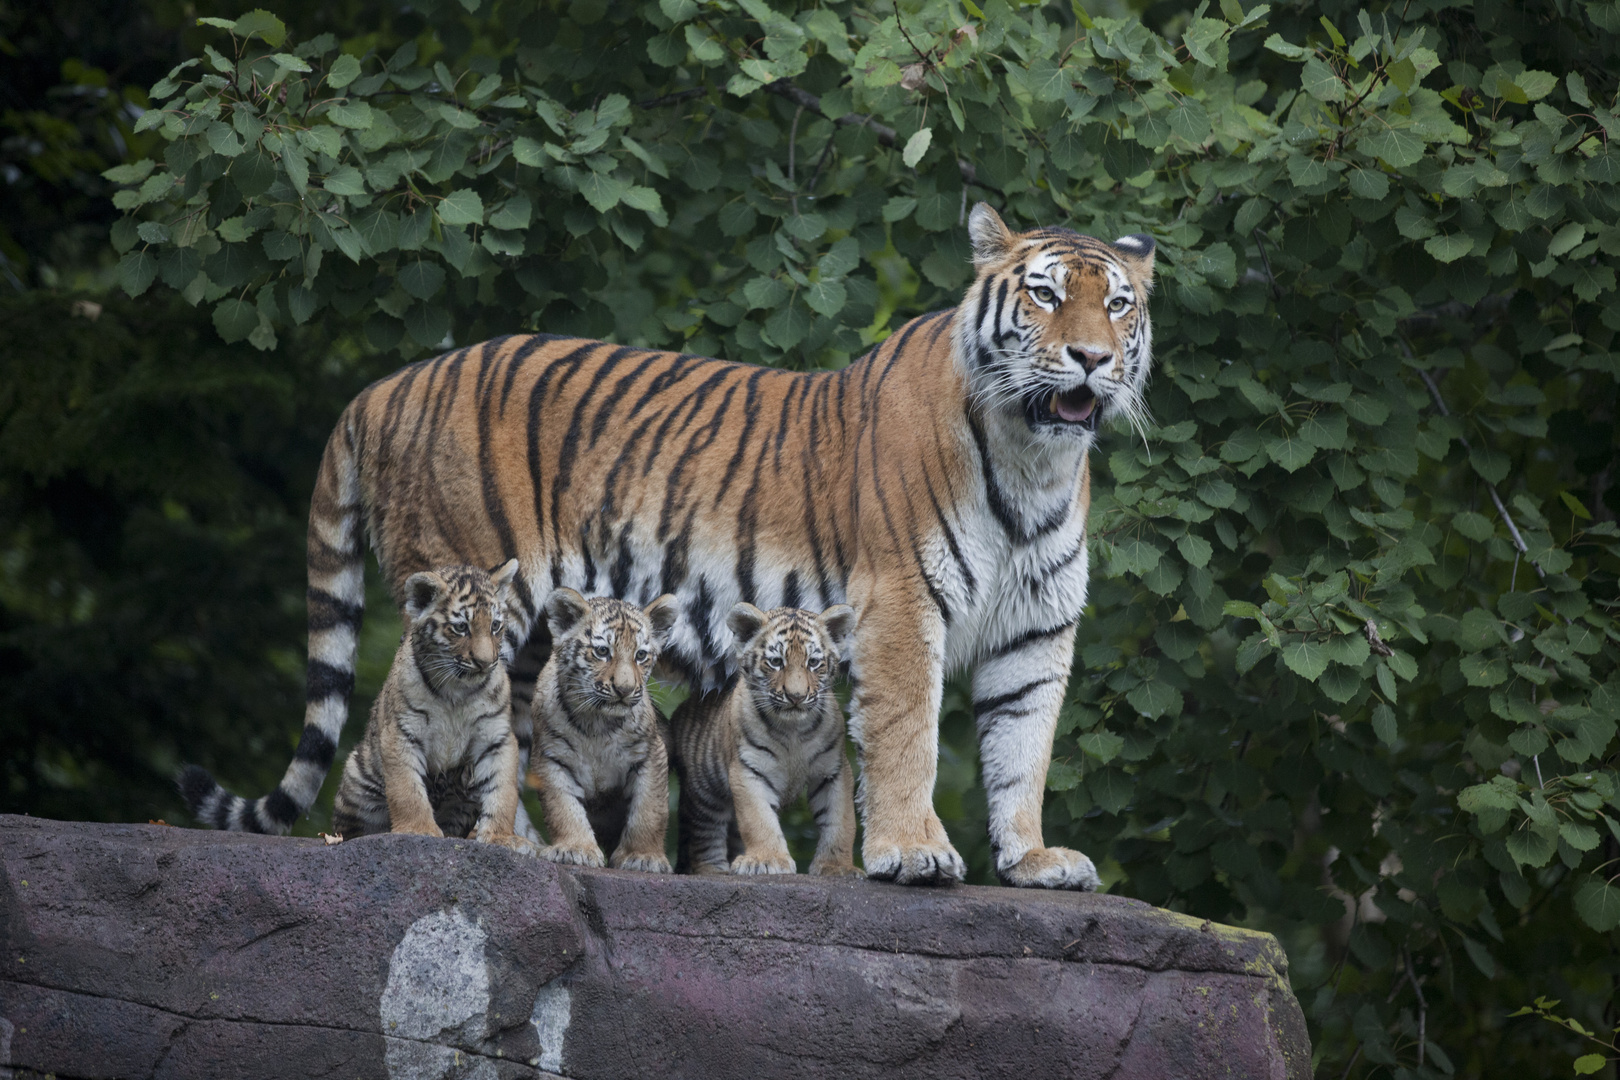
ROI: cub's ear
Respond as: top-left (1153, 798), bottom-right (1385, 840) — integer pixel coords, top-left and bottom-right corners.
top-left (489, 557), bottom-right (520, 592)
top-left (545, 587), bottom-right (591, 638)
top-left (643, 594), bottom-right (679, 644)
top-left (403, 572), bottom-right (445, 622)
top-left (726, 603), bottom-right (768, 651)
top-left (818, 604), bottom-right (857, 660)
top-left (968, 202), bottom-right (1015, 268)
top-left (1111, 233), bottom-right (1156, 290)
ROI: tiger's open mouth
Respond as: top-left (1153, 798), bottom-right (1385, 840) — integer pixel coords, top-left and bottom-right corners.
top-left (1026, 384), bottom-right (1100, 432)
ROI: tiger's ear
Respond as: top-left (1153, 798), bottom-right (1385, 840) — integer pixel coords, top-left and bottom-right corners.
top-left (1112, 233), bottom-right (1156, 290)
top-left (545, 587), bottom-right (591, 638)
top-left (403, 572), bottom-right (445, 622)
top-left (818, 604), bottom-right (857, 661)
top-left (489, 557), bottom-right (520, 591)
top-left (726, 603), bottom-right (768, 650)
top-left (643, 594), bottom-right (679, 645)
top-left (968, 202), bottom-right (1015, 268)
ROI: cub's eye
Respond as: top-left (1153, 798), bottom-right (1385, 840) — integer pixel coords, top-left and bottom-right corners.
top-left (1108, 296), bottom-right (1129, 313)
top-left (448, 622), bottom-right (467, 636)
top-left (806, 655), bottom-right (821, 670)
top-left (766, 655), bottom-right (784, 671)
top-left (1030, 285), bottom-right (1058, 305)
top-left (491, 619), bottom-right (503, 634)
top-left (593, 644), bottom-right (611, 659)
top-left (636, 648), bottom-right (649, 663)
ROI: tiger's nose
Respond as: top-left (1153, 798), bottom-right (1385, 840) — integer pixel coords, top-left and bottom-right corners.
top-left (783, 688), bottom-right (812, 707)
top-left (1068, 345), bottom-right (1112, 371)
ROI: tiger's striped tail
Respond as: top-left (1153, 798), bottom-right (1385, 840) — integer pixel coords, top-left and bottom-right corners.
top-left (180, 406), bottom-right (366, 833)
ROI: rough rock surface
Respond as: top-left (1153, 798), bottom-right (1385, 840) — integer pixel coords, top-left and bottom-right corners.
top-left (0, 815), bottom-right (1309, 1079)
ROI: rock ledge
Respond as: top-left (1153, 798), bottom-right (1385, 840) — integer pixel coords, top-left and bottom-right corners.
top-left (0, 815), bottom-right (1309, 1079)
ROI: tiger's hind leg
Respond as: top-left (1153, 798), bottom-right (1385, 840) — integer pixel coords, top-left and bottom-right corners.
top-left (972, 627), bottom-right (1100, 891)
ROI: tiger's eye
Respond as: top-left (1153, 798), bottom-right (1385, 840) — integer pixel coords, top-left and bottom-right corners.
top-left (593, 644), bottom-right (611, 659)
top-left (1109, 296), bottom-right (1128, 312)
top-left (449, 622), bottom-right (467, 636)
top-left (1031, 285), bottom-right (1057, 305)
top-left (636, 648), bottom-right (648, 663)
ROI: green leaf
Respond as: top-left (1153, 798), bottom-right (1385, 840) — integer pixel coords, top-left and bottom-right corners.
top-left (322, 165), bottom-right (365, 196)
top-left (489, 194), bottom-right (533, 231)
top-left (404, 302), bottom-right (451, 347)
top-left (327, 53), bottom-right (362, 88)
top-left (118, 250), bottom-right (158, 297)
top-left (577, 172), bottom-right (629, 213)
top-left (1088, 767), bottom-right (1135, 815)
top-left (1371, 703), bottom-right (1398, 746)
top-left (1424, 233), bottom-right (1473, 263)
top-left (1469, 447), bottom-right (1510, 485)
top-left (1505, 827), bottom-right (1557, 868)
top-left (232, 9), bottom-right (288, 46)
top-left (399, 259), bottom-right (446, 300)
top-left (1126, 679), bottom-right (1182, 719)
top-left (1301, 57), bottom-right (1344, 103)
top-left (1282, 640), bottom-right (1329, 681)
top-left (212, 298), bottom-right (259, 343)
top-left (1574, 878), bottom-right (1620, 931)
top-left (327, 101), bottom-right (374, 129)
top-left (1358, 126), bottom-right (1426, 169)
top-left (437, 189), bottom-right (485, 226)
top-left (1574, 1055), bottom-right (1607, 1076)
top-left (1078, 730), bottom-right (1124, 764)
top-left (805, 279), bottom-right (847, 317)
top-left (902, 127), bottom-right (933, 169)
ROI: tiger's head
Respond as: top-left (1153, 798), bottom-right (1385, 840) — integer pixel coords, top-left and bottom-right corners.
top-left (958, 202), bottom-right (1156, 447)
top-left (402, 558), bottom-right (520, 690)
top-left (725, 603), bottom-right (856, 720)
top-left (545, 588), bottom-right (678, 718)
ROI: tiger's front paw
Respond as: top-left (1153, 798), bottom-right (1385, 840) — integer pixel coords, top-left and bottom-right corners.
top-left (863, 838), bottom-right (965, 886)
top-left (540, 841), bottom-right (606, 868)
top-left (731, 851), bottom-right (795, 875)
top-left (807, 859), bottom-right (865, 879)
top-left (390, 820), bottom-right (445, 839)
top-left (998, 846), bottom-right (1101, 891)
top-left (612, 851), bottom-right (672, 874)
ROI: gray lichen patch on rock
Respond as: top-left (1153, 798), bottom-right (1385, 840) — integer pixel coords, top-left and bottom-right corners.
top-left (383, 908), bottom-right (495, 1079)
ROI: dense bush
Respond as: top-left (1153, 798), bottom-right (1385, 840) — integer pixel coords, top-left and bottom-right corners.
top-left (41, 0), bottom-right (1620, 1072)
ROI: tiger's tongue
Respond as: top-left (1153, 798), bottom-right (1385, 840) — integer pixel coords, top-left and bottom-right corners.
top-left (1053, 391), bottom-right (1096, 423)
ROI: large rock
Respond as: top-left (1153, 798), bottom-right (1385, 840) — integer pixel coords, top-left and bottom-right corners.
top-left (0, 816), bottom-right (1309, 1079)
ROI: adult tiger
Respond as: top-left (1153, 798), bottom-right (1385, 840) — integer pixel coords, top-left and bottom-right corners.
top-left (183, 203), bottom-right (1155, 888)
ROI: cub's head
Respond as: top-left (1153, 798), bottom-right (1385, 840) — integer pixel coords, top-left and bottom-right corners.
top-left (403, 558), bottom-right (520, 688)
top-left (726, 603), bottom-right (856, 719)
top-left (959, 202), bottom-right (1155, 445)
top-left (545, 588), bottom-right (678, 717)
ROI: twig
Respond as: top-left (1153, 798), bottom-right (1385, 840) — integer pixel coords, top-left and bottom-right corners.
top-left (762, 79), bottom-right (997, 193)
top-left (635, 88), bottom-right (707, 109)
top-left (1404, 947), bottom-right (1426, 1068)
top-left (1417, 369), bottom-right (1545, 585)
top-left (788, 104), bottom-right (803, 215)
top-left (1251, 228), bottom-right (1281, 299)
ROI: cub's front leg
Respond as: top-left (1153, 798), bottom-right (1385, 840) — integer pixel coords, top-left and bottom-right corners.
top-left (728, 757), bottom-right (795, 875)
top-left (609, 728), bottom-right (672, 874)
top-left (379, 722), bottom-right (443, 838)
top-left (533, 750), bottom-right (606, 867)
top-left (972, 624), bottom-right (1100, 890)
top-left (471, 727), bottom-right (533, 854)
top-left (806, 753), bottom-right (862, 878)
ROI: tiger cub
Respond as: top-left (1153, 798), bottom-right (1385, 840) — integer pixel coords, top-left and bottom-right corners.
top-left (329, 559), bottom-right (530, 850)
top-left (671, 603), bottom-right (861, 877)
top-left (530, 587), bottom-right (678, 872)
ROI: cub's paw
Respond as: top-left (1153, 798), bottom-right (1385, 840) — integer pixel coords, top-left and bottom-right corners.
top-left (540, 842), bottom-right (606, 868)
top-left (612, 851), bottom-right (672, 874)
top-left (731, 852), bottom-right (796, 876)
top-left (999, 846), bottom-right (1101, 891)
top-left (480, 832), bottom-right (540, 856)
top-left (863, 840), bottom-right (966, 886)
top-left (390, 821), bottom-right (445, 839)
top-left (807, 859), bottom-right (865, 879)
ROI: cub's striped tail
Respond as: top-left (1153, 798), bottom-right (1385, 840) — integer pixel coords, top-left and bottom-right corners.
top-left (180, 405), bottom-right (366, 833)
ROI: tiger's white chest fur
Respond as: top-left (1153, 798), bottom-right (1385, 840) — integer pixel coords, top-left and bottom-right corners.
top-left (938, 494), bottom-right (1090, 673)
top-left (412, 683), bottom-right (506, 776)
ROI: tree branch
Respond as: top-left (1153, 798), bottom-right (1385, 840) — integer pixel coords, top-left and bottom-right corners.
top-left (763, 79), bottom-right (993, 192)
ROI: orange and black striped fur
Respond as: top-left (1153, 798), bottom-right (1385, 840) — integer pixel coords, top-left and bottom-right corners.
top-left (325, 561), bottom-right (529, 847)
top-left (671, 603), bottom-right (860, 877)
top-left (212, 203), bottom-right (1152, 887)
top-left (530, 588), bottom-right (676, 871)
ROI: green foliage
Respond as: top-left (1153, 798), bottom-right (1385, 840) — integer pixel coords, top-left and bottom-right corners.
top-left (45, 0), bottom-right (1620, 1073)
